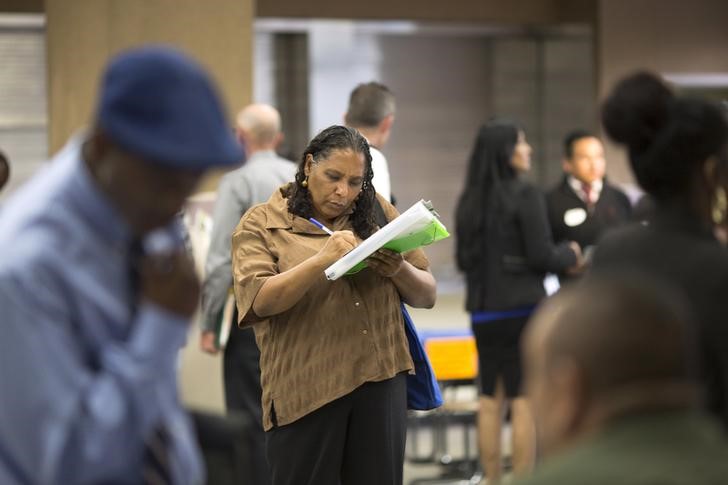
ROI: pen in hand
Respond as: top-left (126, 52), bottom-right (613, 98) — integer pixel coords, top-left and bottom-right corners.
top-left (309, 217), bottom-right (334, 236)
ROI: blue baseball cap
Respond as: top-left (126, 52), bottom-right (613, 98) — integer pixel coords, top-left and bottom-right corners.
top-left (97, 45), bottom-right (243, 169)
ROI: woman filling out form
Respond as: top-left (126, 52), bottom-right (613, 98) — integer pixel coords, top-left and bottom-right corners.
top-left (232, 125), bottom-right (436, 485)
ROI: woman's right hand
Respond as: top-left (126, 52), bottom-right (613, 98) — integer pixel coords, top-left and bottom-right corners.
top-left (140, 250), bottom-right (200, 318)
top-left (316, 230), bottom-right (358, 266)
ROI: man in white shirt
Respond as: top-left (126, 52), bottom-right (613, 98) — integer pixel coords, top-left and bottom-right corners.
top-left (344, 82), bottom-right (396, 203)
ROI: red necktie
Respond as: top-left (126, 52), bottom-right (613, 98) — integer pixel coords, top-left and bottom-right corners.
top-left (581, 182), bottom-right (593, 205)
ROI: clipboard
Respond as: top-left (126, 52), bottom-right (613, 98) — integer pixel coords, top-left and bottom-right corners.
top-left (324, 199), bottom-right (449, 280)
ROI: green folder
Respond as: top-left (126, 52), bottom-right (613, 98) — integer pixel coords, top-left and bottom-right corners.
top-left (345, 219), bottom-right (450, 275)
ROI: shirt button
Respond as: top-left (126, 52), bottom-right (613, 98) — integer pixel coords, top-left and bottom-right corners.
top-left (354, 302), bottom-right (360, 307)
top-left (362, 329), bottom-right (368, 335)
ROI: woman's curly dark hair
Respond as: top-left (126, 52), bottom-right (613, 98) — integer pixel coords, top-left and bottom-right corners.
top-left (283, 125), bottom-right (377, 239)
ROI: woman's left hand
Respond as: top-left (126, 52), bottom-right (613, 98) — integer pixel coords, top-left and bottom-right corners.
top-left (366, 249), bottom-right (404, 278)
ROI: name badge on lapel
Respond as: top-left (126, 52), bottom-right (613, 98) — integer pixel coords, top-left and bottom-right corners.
top-left (564, 208), bottom-right (587, 227)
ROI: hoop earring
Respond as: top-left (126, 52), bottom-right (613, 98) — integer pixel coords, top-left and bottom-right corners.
top-left (712, 187), bottom-right (727, 225)
top-left (301, 177), bottom-right (308, 188)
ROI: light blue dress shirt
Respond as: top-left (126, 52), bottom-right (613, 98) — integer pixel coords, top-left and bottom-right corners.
top-left (0, 139), bottom-right (203, 484)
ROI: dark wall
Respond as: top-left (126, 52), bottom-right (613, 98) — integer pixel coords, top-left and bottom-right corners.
top-left (257, 0), bottom-right (596, 24)
top-left (0, 0), bottom-right (43, 13)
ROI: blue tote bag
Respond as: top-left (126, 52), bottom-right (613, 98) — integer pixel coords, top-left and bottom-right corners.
top-left (402, 303), bottom-right (443, 410)
top-left (372, 198), bottom-right (442, 410)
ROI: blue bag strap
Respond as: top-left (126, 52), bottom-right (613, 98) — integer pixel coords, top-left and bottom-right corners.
top-left (374, 199), bottom-right (442, 410)
top-left (402, 303), bottom-right (443, 410)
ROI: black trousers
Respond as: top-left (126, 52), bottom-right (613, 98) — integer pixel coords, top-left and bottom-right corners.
top-left (224, 324), bottom-right (271, 485)
top-left (265, 373), bottom-right (408, 485)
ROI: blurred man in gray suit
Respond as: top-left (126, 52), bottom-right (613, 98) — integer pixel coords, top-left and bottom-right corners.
top-left (200, 103), bottom-right (296, 485)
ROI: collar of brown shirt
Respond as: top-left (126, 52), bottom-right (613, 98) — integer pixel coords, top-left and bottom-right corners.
top-left (232, 186), bottom-right (429, 430)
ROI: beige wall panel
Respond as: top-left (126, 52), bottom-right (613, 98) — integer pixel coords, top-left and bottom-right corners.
top-left (46, 0), bottom-right (254, 412)
top-left (46, 0), bottom-right (253, 157)
top-left (46, 0), bottom-right (110, 154)
top-left (598, 0), bottom-right (728, 185)
top-left (378, 35), bottom-right (492, 276)
top-left (257, 0), bottom-right (596, 24)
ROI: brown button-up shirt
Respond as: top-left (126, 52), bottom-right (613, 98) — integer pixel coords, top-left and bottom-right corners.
top-left (232, 186), bottom-right (429, 430)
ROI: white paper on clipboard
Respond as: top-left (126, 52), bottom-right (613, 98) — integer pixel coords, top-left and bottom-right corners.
top-left (324, 200), bottom-right (439, 281)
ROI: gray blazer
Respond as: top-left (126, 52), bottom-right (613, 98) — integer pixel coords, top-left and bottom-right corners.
top-left (201, 150), bottom-right (296, 331)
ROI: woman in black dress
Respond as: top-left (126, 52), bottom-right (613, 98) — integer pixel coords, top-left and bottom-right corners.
top-left (455, 120), bottom-right (582, 483)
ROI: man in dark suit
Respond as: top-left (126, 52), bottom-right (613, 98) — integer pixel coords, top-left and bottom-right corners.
top-left (546, 130), bottom-right (631, 281)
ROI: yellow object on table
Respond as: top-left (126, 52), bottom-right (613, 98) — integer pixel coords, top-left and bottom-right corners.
top-left (424, 336), bottom-right (478, 381)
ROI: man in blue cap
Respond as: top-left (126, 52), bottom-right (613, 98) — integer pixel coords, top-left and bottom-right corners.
top-left (0, 46), bottom-right (243, 484)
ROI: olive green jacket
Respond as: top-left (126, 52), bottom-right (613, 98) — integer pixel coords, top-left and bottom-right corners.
top-left (516, 412), bottom-right (728, 485)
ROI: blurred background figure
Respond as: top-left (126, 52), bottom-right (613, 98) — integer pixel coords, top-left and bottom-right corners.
top-left (594, 71), bottom-right (728, 430)
top-left (545, 130), bottom-right (631, 281)
top-left (517, 273), bottom-right (728, 485)
top-left (0, 150), bottom-right (9, 194)
top-left (200, 102), bottom-right (296, 485)
top-left (631, 192), bottom-right (657, 224)
top-left (455, 120), bottom-right (583, 484)
top-left (0, 46), bottom-right (243, 484)
top-left (344, 81), bottom-right (396, 204)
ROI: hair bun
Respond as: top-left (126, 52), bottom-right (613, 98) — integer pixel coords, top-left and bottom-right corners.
top-left (601, 72), bottom-right (674, 156)
top-left (601, 71), bottom-right (728, 201)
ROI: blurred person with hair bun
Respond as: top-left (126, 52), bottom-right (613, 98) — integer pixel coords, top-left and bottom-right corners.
top-left (594, 71), bottom-right (728, 430)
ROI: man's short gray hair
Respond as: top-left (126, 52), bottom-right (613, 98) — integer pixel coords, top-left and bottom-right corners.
top-left (344, 82), bottom-right (395, 128)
